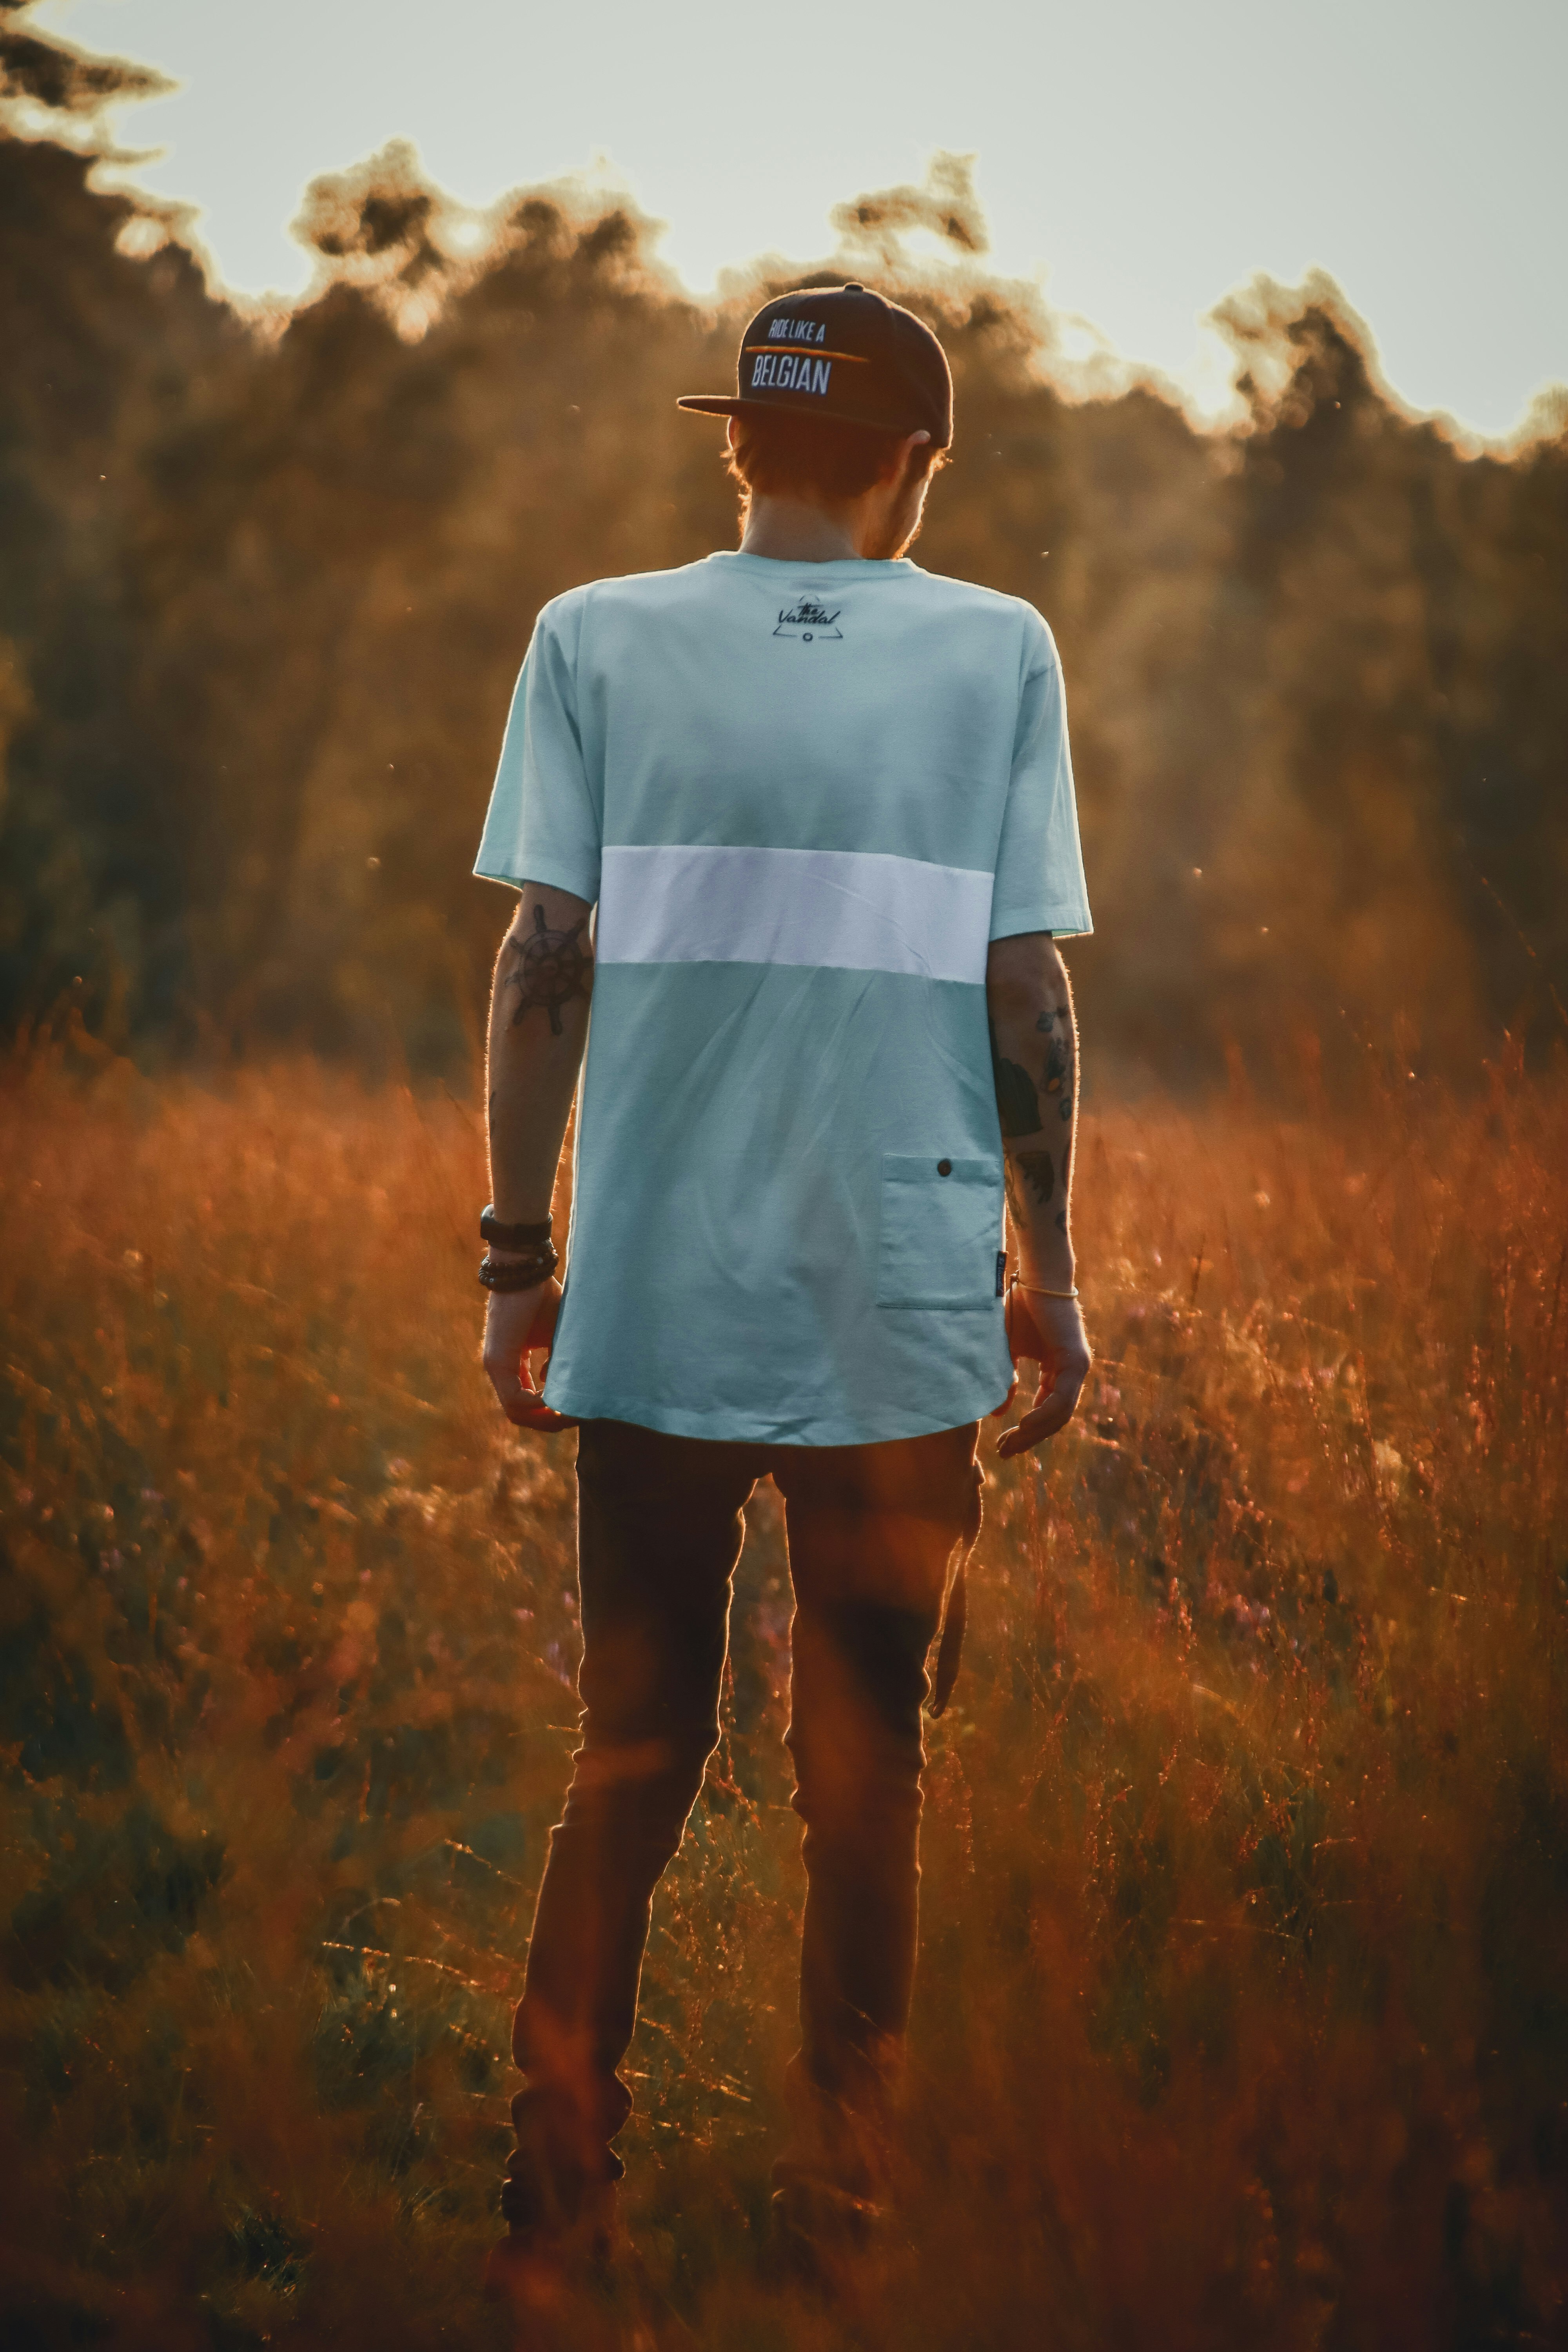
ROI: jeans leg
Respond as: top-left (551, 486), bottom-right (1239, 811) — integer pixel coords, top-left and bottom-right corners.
top-left (772, 1425), bottom-right (981, 2180)
top-left (505, 1419), bottom-right (759, 2230)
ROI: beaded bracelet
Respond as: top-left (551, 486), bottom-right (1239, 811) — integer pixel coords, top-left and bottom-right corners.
top-left (478, 1244), bottom-right (558, 1293)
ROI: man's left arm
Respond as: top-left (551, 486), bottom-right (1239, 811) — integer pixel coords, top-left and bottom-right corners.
top-left (987, 930), bottom-right (1093, 1457)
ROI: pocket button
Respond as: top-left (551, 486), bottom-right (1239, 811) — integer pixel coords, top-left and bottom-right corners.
top-left (937, 1158), bottom-right (953, 1176)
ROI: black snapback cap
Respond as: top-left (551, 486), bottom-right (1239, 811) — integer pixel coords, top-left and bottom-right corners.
top-left (678, 283), bottom-right (953, 446)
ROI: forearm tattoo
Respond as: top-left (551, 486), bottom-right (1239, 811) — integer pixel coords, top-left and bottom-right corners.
top-left (990, 1017), bottom-right (1043, 1140)
top-left (506, 901), bottom-right (592, 1036)
top-left (994, 998), bottom-right (1077, 1236)
top-left (1014, 1151), bottom-right (1056, 1204)
top-left (1038, 1005), bottom-right (1075, 1120)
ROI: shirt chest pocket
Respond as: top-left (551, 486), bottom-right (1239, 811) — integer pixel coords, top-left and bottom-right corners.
top-left (875, 1154), bottom-right (1003, 1311)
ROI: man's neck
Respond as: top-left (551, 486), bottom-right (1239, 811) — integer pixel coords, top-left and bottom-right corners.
top-left (740, 494), bottom-right (874, 564)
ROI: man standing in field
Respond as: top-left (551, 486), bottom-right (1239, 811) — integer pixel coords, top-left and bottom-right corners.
top-left (473, 283), bottom-right (1093, 2296)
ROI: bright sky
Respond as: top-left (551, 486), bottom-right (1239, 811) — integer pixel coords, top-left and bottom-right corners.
top-left (36, 0), bottom-right (1568, 438)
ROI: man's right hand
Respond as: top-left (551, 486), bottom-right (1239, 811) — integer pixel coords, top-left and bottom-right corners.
top-left (482, 1276), bottom-right (572, 1431)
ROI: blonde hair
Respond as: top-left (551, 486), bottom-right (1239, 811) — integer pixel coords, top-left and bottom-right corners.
top-left (725, 412), bottom-right (947, 508)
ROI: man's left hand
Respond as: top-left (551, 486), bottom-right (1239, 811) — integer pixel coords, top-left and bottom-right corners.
top-left (995, 1286), bottom-right (1091, 1458)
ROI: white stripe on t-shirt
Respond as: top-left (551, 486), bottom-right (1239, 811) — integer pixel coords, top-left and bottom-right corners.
top-left (595, 844), bottom-right (994, 984)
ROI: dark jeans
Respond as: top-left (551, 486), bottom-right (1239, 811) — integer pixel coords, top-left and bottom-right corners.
top-left (503, 1416), bottom-right (982, 2228)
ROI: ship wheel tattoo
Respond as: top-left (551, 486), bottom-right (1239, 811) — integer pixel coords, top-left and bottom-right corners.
top-left (508, 902), bottom-right (591, 1035)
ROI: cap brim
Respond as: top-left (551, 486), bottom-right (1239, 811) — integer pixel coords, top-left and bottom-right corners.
top-left (676, 394), bottom-right (755, 417)
top-left (675, 393), bottom-right (889, 425)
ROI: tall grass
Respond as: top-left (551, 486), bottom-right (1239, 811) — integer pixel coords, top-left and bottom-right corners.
top-left (2, 1046), bottom-right (1564, 2348)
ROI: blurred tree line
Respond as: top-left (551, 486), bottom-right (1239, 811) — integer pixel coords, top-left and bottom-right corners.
top-left (3, 2), bottom-right (1565, 1086)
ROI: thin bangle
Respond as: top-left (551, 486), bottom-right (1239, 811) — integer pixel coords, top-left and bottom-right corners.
top-left (1014, 1279), bottom-right (1080, 1300)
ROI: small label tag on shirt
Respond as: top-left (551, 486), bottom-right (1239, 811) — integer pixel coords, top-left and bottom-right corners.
top-left (996, 1252), bottom-right (1007, 1299)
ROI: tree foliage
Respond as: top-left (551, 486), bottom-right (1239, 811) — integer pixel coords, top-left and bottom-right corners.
top-left (2, 6), bottom-right (1564, 1081)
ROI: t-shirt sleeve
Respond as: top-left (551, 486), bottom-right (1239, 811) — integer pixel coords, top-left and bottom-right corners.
top-left (989, 614), bottom-right (1093, 941)
top-left (473, 599), bottom-right (602, 904)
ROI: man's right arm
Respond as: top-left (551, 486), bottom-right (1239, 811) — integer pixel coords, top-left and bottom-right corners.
top-left (481, 881), bottom-right (593, 1428)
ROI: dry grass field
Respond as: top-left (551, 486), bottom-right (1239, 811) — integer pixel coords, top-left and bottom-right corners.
top-left (2, 1042), bottom-right (1565, 2350)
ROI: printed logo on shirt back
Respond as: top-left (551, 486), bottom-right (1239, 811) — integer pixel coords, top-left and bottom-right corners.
top-left (774, 601), bottom-right (843, 642)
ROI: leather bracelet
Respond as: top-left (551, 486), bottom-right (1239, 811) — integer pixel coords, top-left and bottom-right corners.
top-left (481, 1205), bottom-right (553, 1250)
top-left (478, 1245), bottom-right (557, 1292)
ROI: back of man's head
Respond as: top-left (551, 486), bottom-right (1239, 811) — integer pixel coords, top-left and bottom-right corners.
top-left (724, 409), bottom-right (947, 509)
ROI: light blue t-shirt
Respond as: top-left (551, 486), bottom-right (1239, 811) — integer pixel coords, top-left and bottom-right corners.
top-left (475, 550), bottom-right (1092, 1446)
